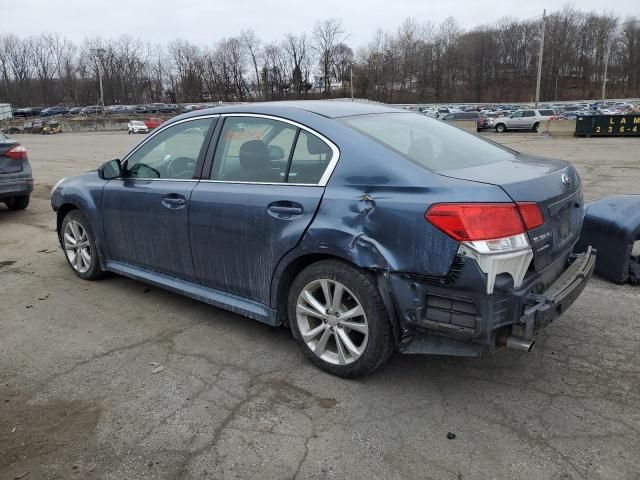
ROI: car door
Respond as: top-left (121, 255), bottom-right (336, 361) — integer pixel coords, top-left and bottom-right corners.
top-left (101, 116), bottom-right (216, 281)
top-left (189, 114), bottom-right (337, 304)
top-left (509, 111), bottom-right (524, 129)
top-left (522, 110), bottom-right (536, 128)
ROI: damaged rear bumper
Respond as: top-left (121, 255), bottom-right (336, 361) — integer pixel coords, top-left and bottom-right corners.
top-left (518, 246), bottom-right (596, 339)
top-left (380, 246), bottom-right (596, 357)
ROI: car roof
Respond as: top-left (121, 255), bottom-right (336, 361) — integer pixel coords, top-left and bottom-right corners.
top-left (176, 100), bottom-right (401, 121)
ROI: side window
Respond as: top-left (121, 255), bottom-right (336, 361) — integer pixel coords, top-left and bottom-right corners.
top-left (125, 118), bottom-right (213, 179)
top-left (511, 111), bottom-right (524, 118)
top-left (211, 117), bottom-right (297, 183)
top-left (288, 131), bottom-right (333, 184)
top-left (523, 111), bottom-right (535, 117)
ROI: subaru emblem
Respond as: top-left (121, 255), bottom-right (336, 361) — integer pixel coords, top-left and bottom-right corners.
top-left (561, 173), bottom-right (572, 187)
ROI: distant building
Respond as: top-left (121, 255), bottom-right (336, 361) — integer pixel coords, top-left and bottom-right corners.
top-left (0, 104), bottom-right (12, 121)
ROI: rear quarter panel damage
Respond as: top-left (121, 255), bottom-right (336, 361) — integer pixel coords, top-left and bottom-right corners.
top-left (270, 122), bottom-right (514, 309)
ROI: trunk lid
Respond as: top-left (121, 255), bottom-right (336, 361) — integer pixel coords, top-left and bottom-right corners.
top-left (438, 154), bottom-right (584, 271)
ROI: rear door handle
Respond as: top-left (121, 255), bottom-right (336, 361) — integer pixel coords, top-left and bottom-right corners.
top-left (161, 194), bottom-right (186, 209)
top-left (267, 201), bottom-right (303, 218)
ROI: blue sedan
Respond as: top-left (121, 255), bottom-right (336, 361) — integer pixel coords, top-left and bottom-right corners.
top-left (51, 101), bottom-right (595, 377)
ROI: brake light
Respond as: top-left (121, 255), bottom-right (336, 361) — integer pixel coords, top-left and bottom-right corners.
top-left (5, 145), bottom-right (27, 160)
top-left (516, 202), bottom-right (544, 230)
top-left (425, 203), bottom-right (525, 241)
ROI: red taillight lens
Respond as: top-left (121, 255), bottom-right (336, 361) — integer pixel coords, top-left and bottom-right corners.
top-left (426, 203), bottom-right (525, 241)
top-left (516, 202), bottom-right (544, 230)
top-left (5, 145), bottom-right (27, 160)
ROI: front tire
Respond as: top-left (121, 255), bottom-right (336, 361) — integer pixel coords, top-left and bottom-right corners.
top-left (60, 210), bottom-right (104, 280)
top-left (5, 195), bottom-right (30, 210)
top-left (495, 123), bottom-right (506, 133)
top-left (288, 260), bottom-right (394, 378)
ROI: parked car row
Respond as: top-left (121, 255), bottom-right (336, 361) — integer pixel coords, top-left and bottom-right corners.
top-left (12, 103), bottom-right (216, 119)
top-left (411, 100), bottom-right (640, 122)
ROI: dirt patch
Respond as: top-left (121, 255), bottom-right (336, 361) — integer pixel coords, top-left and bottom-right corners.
top-left (0, 396), bottom-right (102, 476)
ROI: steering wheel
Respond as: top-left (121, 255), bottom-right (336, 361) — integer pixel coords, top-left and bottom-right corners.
top-left (166, 156), bottom-right (196, 179)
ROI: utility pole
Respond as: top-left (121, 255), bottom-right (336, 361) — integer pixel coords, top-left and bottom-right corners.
top-left (91, 48), bottom-right (105, 115)
top-left (350, 64), bottom-right (354, 101)
top-left (535, 9), bottom-right (546, 108)
top-left (602, 37), bottom-right (612, 105)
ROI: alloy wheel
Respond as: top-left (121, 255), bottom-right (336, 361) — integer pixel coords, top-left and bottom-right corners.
top-left (63, 219), bottom-right (92, 273)
top-left (296, 279), bottom-right (369, 365)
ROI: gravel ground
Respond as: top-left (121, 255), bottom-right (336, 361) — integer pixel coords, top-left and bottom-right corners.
top-left (1, 131), bottom-right (639, 480)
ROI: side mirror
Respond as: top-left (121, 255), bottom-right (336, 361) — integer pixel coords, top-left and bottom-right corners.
top-left (97, 159), bottom-right (121, 180)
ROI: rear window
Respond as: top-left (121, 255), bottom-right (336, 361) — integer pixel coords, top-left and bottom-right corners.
top-left (340, 112), bottom-right (515, 171)
top-left (538, 109), bottom-right (555, 116)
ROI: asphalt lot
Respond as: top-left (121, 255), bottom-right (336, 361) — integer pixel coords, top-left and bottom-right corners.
top-left (1, 131), bottom-right (639, 480)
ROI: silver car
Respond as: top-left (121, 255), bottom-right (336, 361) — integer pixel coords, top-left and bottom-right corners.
top-left (494, 109), bottom-right (556, 133)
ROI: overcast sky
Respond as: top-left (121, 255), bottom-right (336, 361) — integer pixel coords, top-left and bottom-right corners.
top-left (5, 1), bottom-right (635, 47)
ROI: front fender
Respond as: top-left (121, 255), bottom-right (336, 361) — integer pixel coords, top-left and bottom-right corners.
top-left (51, 171), bottom-right (107, 263)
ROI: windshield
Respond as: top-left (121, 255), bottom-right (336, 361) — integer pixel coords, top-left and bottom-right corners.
top-left (340, 112), bottom-right (515, 171)
top-left (131, 121), bottom-right (144, 126)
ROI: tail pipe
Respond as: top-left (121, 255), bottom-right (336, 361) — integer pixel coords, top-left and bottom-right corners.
top-left (498, 335), bottom-right (536, 352)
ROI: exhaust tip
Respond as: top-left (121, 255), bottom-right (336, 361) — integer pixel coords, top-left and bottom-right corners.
top-left (504, 336), bottom-right (535, 352)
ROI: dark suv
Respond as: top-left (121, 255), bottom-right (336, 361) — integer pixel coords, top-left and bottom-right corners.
top-left (0, 132), bottom-right (33, 210)
top-left (441, 111), bottom-right (489, 131)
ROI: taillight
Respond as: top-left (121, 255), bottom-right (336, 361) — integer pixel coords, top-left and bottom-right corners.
top-left (6, 145), bottom-right (27, 160)
top-left (426, 202), bottom-right (542, 294)
top-left (516, 202), bottom-right (544, 230)
top-left (425, 203), bottom-right (525, 241)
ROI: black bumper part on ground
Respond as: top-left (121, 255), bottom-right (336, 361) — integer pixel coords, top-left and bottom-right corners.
top-left (575, 195), bottom-right (640, 284)
top-left (519, 246), bottom-right (596, 338)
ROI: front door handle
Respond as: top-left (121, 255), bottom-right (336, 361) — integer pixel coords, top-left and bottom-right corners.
top-left (267, 201), bottom-right (303, 219)
top-left (161, 194), bottom-right (187, 209)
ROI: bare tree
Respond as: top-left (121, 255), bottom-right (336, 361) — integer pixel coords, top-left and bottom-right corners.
top-left (312, 18), bottom-right (345, 95)
top-left (1, 8), bottom-right (640, 107)
top-left (284, 33), bottom-right (309, 96)
top-left (241, 29), bottom-right (262, 99)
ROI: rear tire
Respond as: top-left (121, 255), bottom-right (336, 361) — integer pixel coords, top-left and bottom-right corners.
top-left (60, 210), bottom-right (104, 280)
top-left (495, 123), bottom-right (506, 133)
top-left (5, 195), bottom-right (30, 210)
top-left (288, 260), bottom-right (394, 378)
top-left (532, 122), bottom-right (540, 132)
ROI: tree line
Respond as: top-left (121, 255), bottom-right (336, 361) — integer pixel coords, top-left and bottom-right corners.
top-left (0, 7), bottom-right (638, 108)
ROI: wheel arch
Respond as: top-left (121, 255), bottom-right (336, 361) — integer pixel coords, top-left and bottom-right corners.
top-left (271, 251), bottom-right (401, 345)
top-left (56, 203), bottom-right (107, 270)
top-left (56, 203), bottom-right (79, 241)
